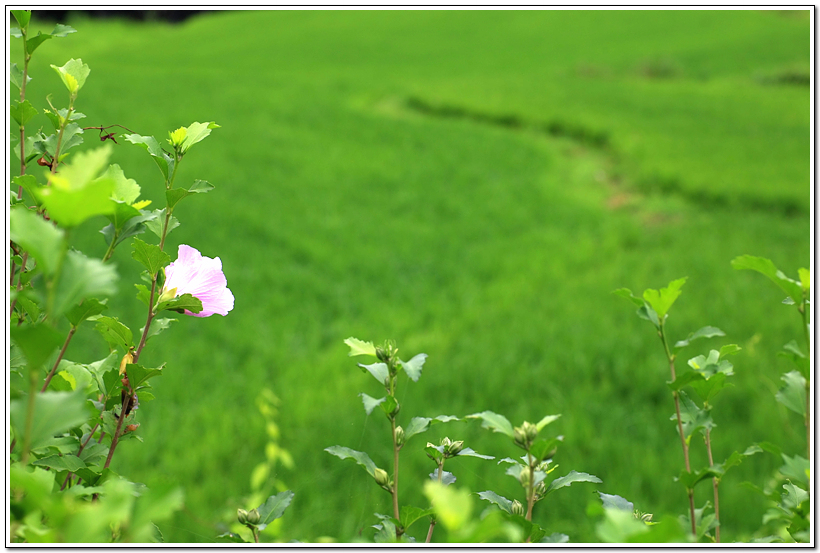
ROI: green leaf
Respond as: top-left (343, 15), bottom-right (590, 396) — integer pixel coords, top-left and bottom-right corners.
top-left (636, 304), bottom-right (660, 328)
top-left (598, 491), bottom-right (634, 512)
top-left (11, 100), bottom-right (37, 127)
top-left (399, 353), bottom-right (427, 382)
top-left (542, 533), bottom-right (570, 543)
top-left (10, 389), bottom-right (88, 451)
top-left (674, 326), bottom-right (725, 349)
top-left (380, 395), bottom-right (398, 417)
top-left (675, 467), bottom-right (721, 489)
top-left (689, 372), bottom-right (731, 405)
top-left (125, 134), bottom-right (173, 181)
top-left (126, 363), bottom-right (164, 389)
top-left (642, 277), bottom-right (687, 320)
top-left (32, 454), bottom-right (87, 472)
top-left (179, 121), bottom-right (219, 153)
top-left (457, 448), bottom-right (494, 460)
top-left (140, 318), bottom-right (176, 343)
top-left (50, 23), bottom-right (77, 38)
top-left (719, 344), bottom-right (742, 358)
top-left (100, 164), bottom-right (141, 204)
top-left (216, 532), bottom-right (248, 543)
top-left (155, 293), bottom-right (203, 315)
top-left (360, 393), bottom-right (385, 415)
top-left (400, 505), bottom-right (434, 531)
top-left (12, 10), bottom-right (31, 29)
top-left (131, 237), bottom-right (170, 276)
top-left (324, 446), bottom-right (379, 478)
top-left (66, 298), bottom-right (108, 327)
top-left (535, 414), bottom-right (561, 431)
top-left (798, 268), bottom-right (810, 292)
top-left (732, 255), bottom-right (803, 305)
top-left (545, 470), bottom-right (602, 495)
top-left (344, 337), bottom-right (377, 357)
top-left (79, 443), bottom-right (109, 467)
top-left (529, 437), bottom-right (562, 462)
top-left (166, 180), bottom-right (214, 212)
top-left (52, 251), bottom-right (118, 318)
top-left (780, 454), bottom-right (809, 487)
top-left (10, 323), bottom-right (64, 370)
top-left (358, 362), bottom-right (389, 384)
top-left (95, 316), bottom-right (133, 352)
top-left (10, 63), bottom-right (29, 89)
top-left (477, 490), bottom-right (513, 513)
top-left (50, 58), bottom-right (90, 94)
top-left (10, 206), bottom-right (66, 276)
top-left (37, 145), bottom-right (117, 227)
top-left (144, 208), bottom-right (179, 239)
top-left (775, 371), bottom-right (806, 416)
top-left (613, 287), bottom-right (645, 307)
top-left (85, 352), bottom-right (118, 399)
top-left (466, 410), bottom-right (514, 438)
top-left (676, 391), bottom-right (714, 442)
top-left (255, 490), bottom-right (295, 531)
top-left (430, 468), bottom-right (456, 485)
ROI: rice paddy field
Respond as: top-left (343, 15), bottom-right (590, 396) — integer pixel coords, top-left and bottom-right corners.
top-left (13, 8), bottom-right (811, 542)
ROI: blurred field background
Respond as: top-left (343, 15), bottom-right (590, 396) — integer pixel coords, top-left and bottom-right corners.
top-left (14, 9), bottom-right (810, 542)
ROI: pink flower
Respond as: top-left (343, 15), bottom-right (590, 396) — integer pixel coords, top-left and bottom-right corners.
top-left (162, 245), bottom-right (234, 317)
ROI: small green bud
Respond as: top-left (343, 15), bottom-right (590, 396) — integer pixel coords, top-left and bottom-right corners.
top-left (446, 440), bottom-right (464, 457)
top-left (236, 508), bottom-right (249, 524)
top-left (534, 481), bottom-right (546, 498)
top-left (245, 508), bottom-right (261, 526)
top-left (518, 469), bottom-right (531, 488)
top-left (513, 427), bottom-right (528, 448)
top-left (374, 468), bottom-right (391, 488)
top-left (375, 346), bottom-right (389, 362)
top-left (440, 437), bottom-right (452, 449)
top-left (511, 499), bottom-right (525, 516)
top-left (522, 421), bottom-right (538, 441)
top-left (395, 426), bottom-right (405, 447)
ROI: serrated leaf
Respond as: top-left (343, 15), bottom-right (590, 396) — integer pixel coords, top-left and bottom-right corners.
top-left (51, 251), bottom-right (117, 319)
top-left (360, 393), bottom-right (385, 415)
top-left (545, 471), bottom-right (602, 495)
top-left (11, 323), bottom-right (64, 370)
top-left (358, 362), bottom-right (389, 384)
top-left (399, 353), bottom-right (427, 382)
top-left (466, 411), bottom-right (514, 438)
top-left (325, 446), bottom-right (378, 478)
top-left (779, 454), bottom-right (809, 487)
top-left (674, 326), bottom-right (725, 349)
top-left (155, 293), bottom-right (203, 315)
top-left (478, 490), bottom-right (513, 513)
top-left (642, 277), bottom-right (687, 320)
top-left (66, 298), bottom-right (108, 327)
top-left (11, 99), bottom-right (37, 127)
top-left (126, 363), bottom-right (164, 389)
top-left (255, 490), bottom-right (294, 531)
top-left (144, 209), bottom-right (179, 239)
top-left (676, 391), bottom-right (714, 441)
top-left (95, 316), bottom-right (133, 352)
top-left (50, 58), bottom-right (90, 94)
top-left (140, 318), bottom-right (176, 344)
top-left (179, 121), bottom-right (219, 153)
top-left (10, 389), bottom-right (88, 451)
top-left (344, 337), bottom-right (377, 357)
top-left (719, 344), bottom-right (741, 358)
top-left (131, 237), bottom-right (170, 276)
top-left (380, 395), bottom-right (398, 416)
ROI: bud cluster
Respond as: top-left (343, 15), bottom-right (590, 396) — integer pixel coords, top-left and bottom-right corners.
top-left (513, 421), bottom-right (538, 450)
top-left (440, 437), bottom-right (464, 458)
top-left (236, 507), bottom-right (261, 527)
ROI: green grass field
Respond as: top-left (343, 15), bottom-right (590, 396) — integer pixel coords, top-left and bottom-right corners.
top-left (15, 9), bottom-right (810, 542)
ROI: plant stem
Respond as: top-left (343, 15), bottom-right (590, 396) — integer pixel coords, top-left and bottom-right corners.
top-left (41, 326), bottom-right (76, 392)
top-left (705, 428), bottom-right (720, 543)
top-left (800, 302), bottom-right (811, 463)
top-left (425, 460), bottom-right (445, 543)
top-left (525, 453), bottom-right (535, 522)
top-left (21, 360), bottom-right (39, 464)
top-left (103, 392), bottom-right (131, 470)
top-left (391, 416), bottom-right (400, 524)
top-left (9, 252), bottom-right (29, 321)
top-left (659, 324), bottom-right (697, 537)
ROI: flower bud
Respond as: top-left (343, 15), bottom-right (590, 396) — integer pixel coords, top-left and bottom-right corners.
top-left (518, 469), bottom-right (531, 488)
top-left (168, 127), bottom-right (187, 148)
top-left (237, 508), bottom-right (249, 524)
top-left (375, 346), bottom-right (389, 362)
top-left (511, 499), bottom-right (525, 516)
top-left (440, 437), bottom-right (452, 449)
top-left (522, 421), bottom-right (538, 441)
top-left (245, 508), bottom-right (261, 525)
top-left (374, 468), bottom-right (390, 488)
top-left (125, 424), bottom-right (139, 433)
top-left (395, 426), bottom-right (405, 447)
top-left (513, 427), bottom-right (528, 448)
top-left (446, 440), bottom-right (464, 457)
top-left (534, 481), bottom-right (546, 498)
